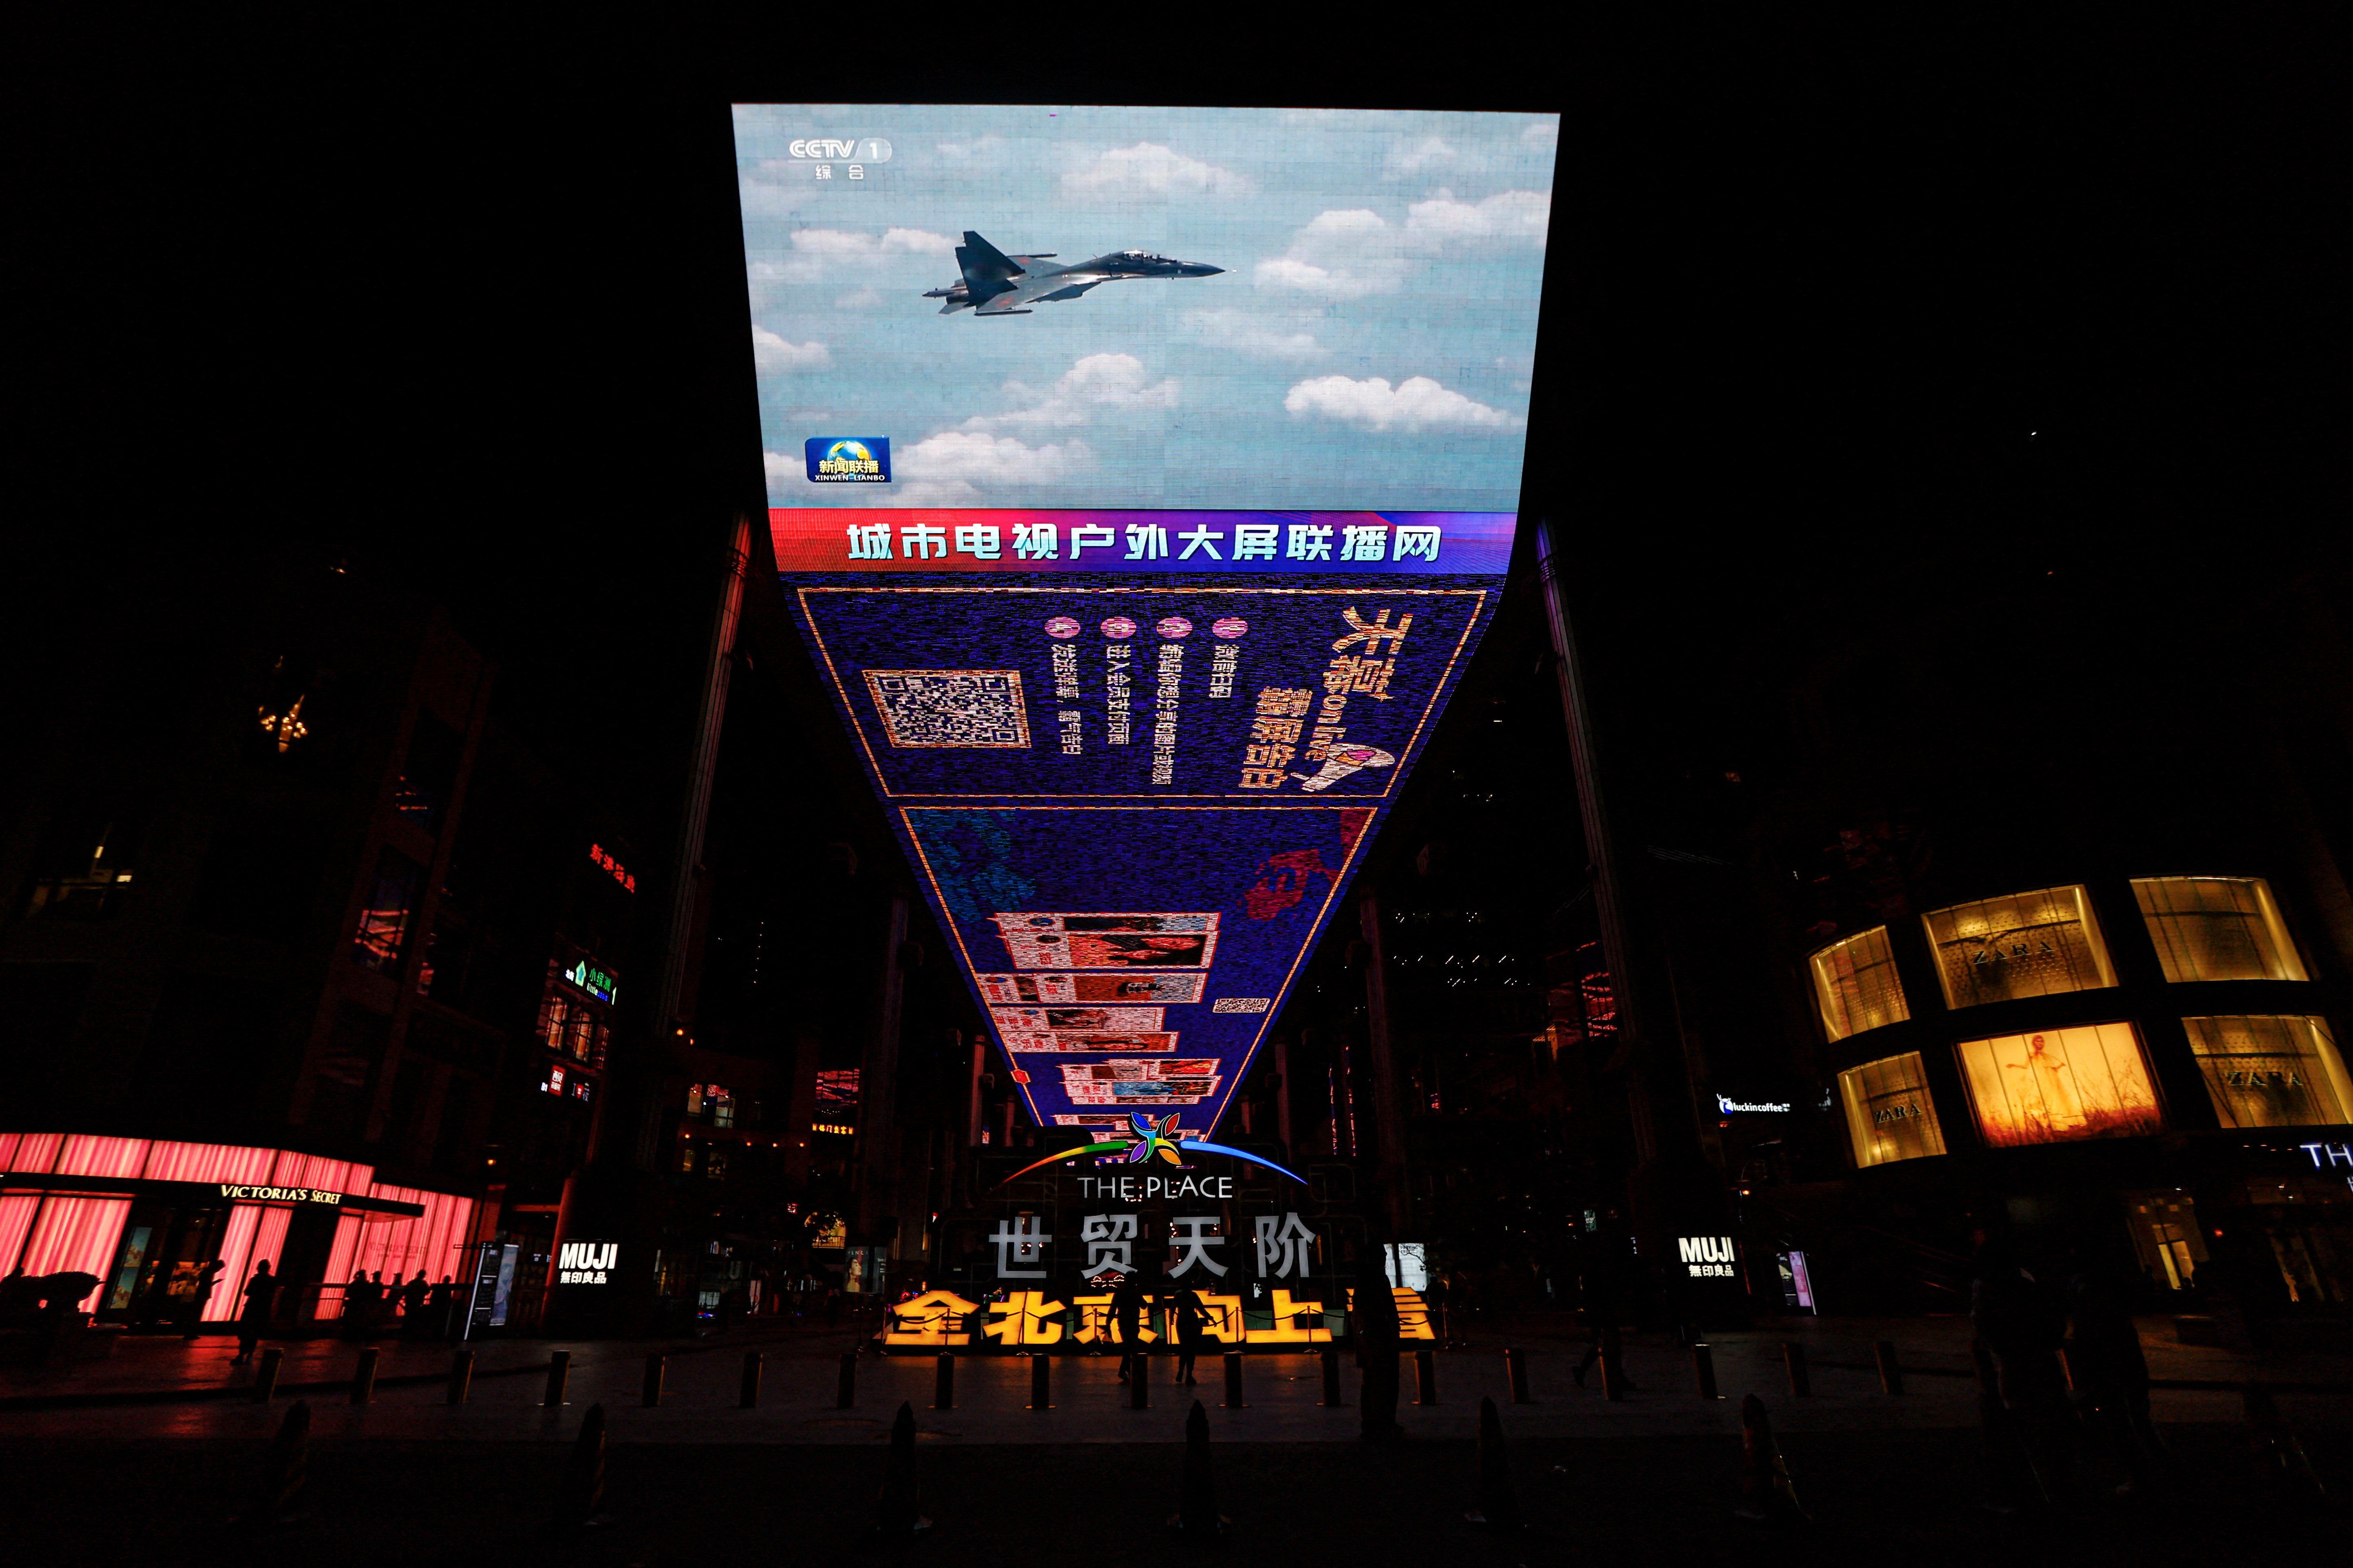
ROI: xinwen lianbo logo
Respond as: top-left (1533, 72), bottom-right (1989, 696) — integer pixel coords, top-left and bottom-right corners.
top-left (805, 436), bottom-right (891, 482)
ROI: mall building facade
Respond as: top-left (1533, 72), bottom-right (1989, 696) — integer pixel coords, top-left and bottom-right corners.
top-left (1751, 555), bottom-right (2353, 1336)
top-left (0, 557), bottom-right (659, 1333)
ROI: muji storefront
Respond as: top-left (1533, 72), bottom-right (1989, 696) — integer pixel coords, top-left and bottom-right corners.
top-left (1, 1132), bottom-right (477, 1323)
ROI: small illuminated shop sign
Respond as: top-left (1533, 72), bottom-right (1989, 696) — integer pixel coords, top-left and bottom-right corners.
top-left (216, 1183), bottom-right (345, 1207)
top-left (556, 1240), bottom-right (619, 1285)
top-left (561, 959), bottom-right (617, 1004)
top-left (1677, 1234), bottom-right (1739, 1278)
top-left (1717, 1095), bottom-right (1792, 1114)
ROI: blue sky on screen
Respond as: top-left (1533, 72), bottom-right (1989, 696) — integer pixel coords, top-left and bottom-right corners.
top-left (733, 105), bottom-right (1559, 512)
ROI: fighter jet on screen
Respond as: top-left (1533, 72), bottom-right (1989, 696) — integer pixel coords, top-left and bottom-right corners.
top-left (925, 231), bottom-right (1223, 316)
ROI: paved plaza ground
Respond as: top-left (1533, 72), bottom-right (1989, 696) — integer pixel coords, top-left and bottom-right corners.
top-left (3, 1315), bottom-right (2344, 1564)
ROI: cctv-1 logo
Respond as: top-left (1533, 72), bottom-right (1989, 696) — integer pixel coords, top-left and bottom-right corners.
top-left (787, 138), bottom-right (893, 162)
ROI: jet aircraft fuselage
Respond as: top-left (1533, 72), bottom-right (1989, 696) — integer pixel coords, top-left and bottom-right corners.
top-left (925, 231), bottom-right (1223, 315)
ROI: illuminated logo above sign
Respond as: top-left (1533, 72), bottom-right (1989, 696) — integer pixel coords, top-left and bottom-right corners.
top-left (997, 1110), bottom-right (1304, 1194)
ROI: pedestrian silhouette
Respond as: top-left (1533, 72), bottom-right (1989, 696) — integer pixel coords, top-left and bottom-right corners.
top-left (233, 1260), bottom-right (276, 1363)
top-left (1114, 1272), bottom-right (1147, 1383)
top-left (1174, 1288), bottom-right (1209, 1385)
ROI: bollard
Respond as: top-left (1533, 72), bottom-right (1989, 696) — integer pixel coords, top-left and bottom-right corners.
top-left (1131, 1356), bottom-right (1152, 1409)
top-left (543, 1348), bottom-right (571, 1407)
top-left (1875, 1340), bottom-right (1904, 1396)
top-left (1415, 1349), bottom-right (1439, 1405)
top-left (1465, 1395), bottom-right (1520, 1530)
top-left (1734, 1394), bottom-right (1809, 1524)
top-left (933, 1352), bottom-right (955, 1411)
top-left (1168, 1398), bottom-right (1228, 1537)
top-left (1320, 1348), bottom-right (1344, 1407)
top-left (641, 1352), bottom-right (664, 1407)
top-left (350, 1346), bottom-right (379, 1405)
top-left (250, 1345), bottom-right (283, 1403)
top-left (1782, 1341), bottom-right (1811, 1398)
top-left (1600, 1338), bottom-right (1626, 1402)
top-left (1504, 1346), bottom-right (1531, 1405)
top-left (740, 1350), bottom-right (763, 1409)
top-left (1029, 1352), bottom-right (1052, 1410)
top-left (1222, 1351), bottom-right (1246, 1409)
top-left (229, 1400), bottom-right (310, 1530)
top-left (446, 1348), bottom-right (474, 1406)
top-left (836, 1351), bottom-right (857, 1409)
top-left (552, 1403), bottom-right (607, 1534)
top-left (1693, 1342), bottom-right (1721, 1399)
top-left (875, 1402), bottom-right (931, 1535)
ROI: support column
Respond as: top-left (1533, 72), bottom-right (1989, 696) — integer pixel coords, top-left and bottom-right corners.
top-left (855, 895), bottom-right (909, 1254)
top-left (1358, 896), bottom-right (1410, 1234)
top-left (1275, 1034), bottom-right (1294, 1163)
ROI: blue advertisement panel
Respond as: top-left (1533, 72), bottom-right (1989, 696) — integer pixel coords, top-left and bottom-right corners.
top-left (736, 105), bottom-right (1551, 1133)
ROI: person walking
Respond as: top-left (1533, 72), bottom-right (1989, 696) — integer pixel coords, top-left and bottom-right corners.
top-left (2063, 1238), bottom-right (2168, 1488)
top-left (398, 1271), bottom-right (428, 1335)
top-left (1113, 1271), bottom-right (1147, 1384)
top-left (1354, 1244), bottom-right (1404, 1440)
top-left (1173, 1288), bottom-right (1210, 1385)
top-left (181, 1258), bottom-right (225, 1341)
top-left (1973, 1233), bottom-right (2081, 1502)
top-left (232, 1259), bottom-right (277, 1364)
top-left (340, 1270), bottom-right (371, 1339)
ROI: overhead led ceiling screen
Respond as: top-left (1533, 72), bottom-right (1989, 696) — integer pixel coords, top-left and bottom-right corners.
top-left (733, 104), bottom-right (1555, 1132)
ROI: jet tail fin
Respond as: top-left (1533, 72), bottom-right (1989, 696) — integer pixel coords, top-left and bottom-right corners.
top-left (957, 231), bottom-right (1023, 308)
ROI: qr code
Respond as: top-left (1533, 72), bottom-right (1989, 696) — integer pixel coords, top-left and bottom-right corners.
top-left (1211, 997), bottom-right (1270, 1014)
top-left (864, 670), bottom-right (1030, 749)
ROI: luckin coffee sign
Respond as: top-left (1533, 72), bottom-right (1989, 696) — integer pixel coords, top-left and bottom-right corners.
top-left (557, 1241), bottom-right (619, 1285)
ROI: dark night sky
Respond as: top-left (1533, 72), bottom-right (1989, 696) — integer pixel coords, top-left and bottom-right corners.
top-left (11, 11), bottom-right (2343, 771)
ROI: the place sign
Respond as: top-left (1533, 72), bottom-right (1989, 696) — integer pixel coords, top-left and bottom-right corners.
top-left (1716, 1094), bottom-right (1792, 1114)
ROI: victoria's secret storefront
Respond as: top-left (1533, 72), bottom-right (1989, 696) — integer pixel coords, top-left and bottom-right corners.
top-left (1, 1133), bottom-right (477, 1323)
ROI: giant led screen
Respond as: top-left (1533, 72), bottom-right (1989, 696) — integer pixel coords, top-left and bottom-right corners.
top-left (734, 104), bottom-right (1555, 1133)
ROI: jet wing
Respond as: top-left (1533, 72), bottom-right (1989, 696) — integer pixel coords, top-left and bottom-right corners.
top-left (973, 267), bottom-right (1109, 314)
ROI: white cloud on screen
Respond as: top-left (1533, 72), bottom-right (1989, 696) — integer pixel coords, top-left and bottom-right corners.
top-left (834, 287), bottom-right (882, 310)
top-left (1181, 309), bottom-right (1328, 363)
top-left (962, 354), bottom-right (1178, 433)
top-left (1254, 208), bottom-right (1411, 299)
top-left (752, 328), bottom-right (831, 373)
top-left (1386, 136), bottom-right (1457, 174)
top-left (1284, 375), bottom-right (1521, 434)
top-left (892, 431), bottom-right (1090, 506)
top-left (1063, 142), bottom-right (1255, 198)
top-left (791, 227), bottom-right (957, 258)
top-left (1404, 190), bottom-right (1550, 241)
top-left (1523, 119), bottom-right (1560, 146)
